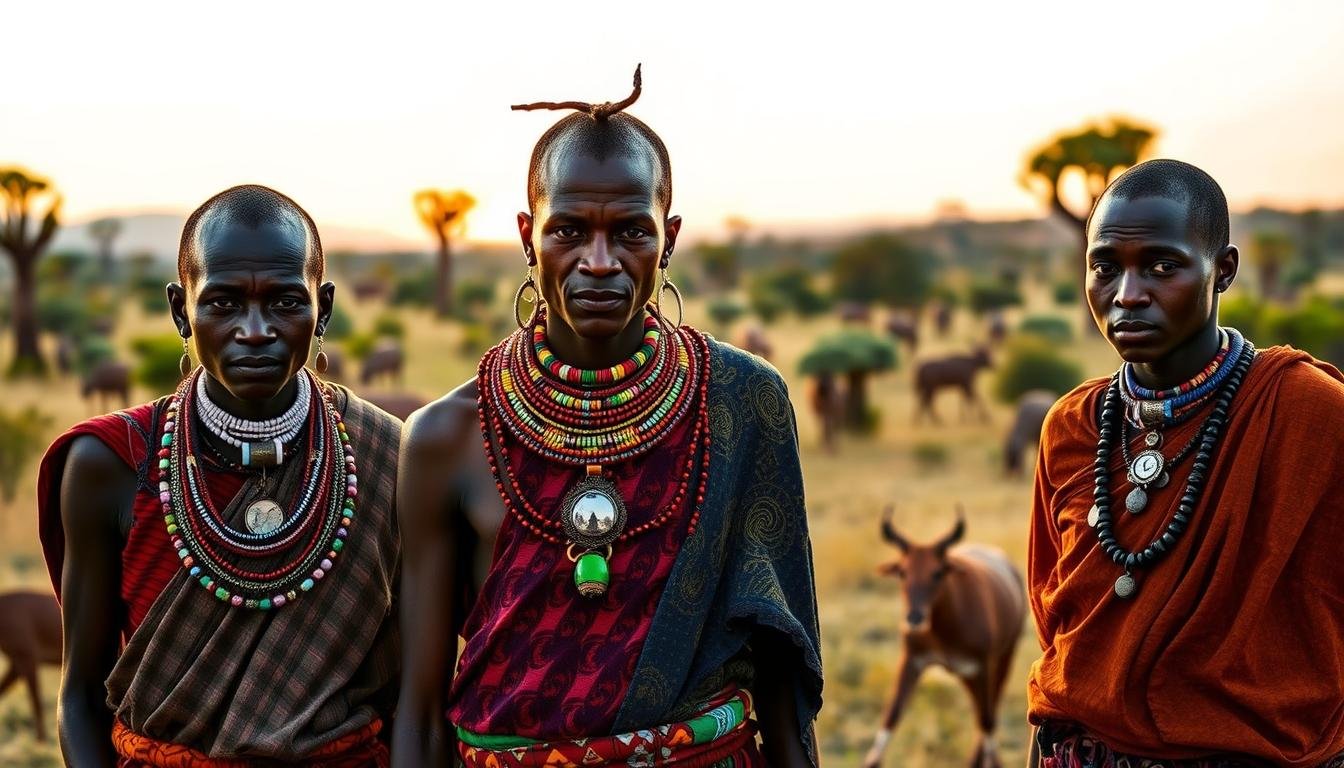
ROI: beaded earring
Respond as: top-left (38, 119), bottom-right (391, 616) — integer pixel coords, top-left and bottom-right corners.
top-left (314, 334), bottom-right (329, 374)
top-left (179, 336), bottom-right (192, 378)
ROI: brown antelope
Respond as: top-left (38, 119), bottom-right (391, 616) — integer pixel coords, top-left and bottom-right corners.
top-left (741, 325), bottom-right (773, 360)
top-left (360, 341), bottom-right (404, 387)
top-left (913, 349), bottom-right (992, 424)
top-left (1003, 390), bottom-right (1057, 476)
top-left (884, 314), bottom-right (919, 353)
top-left (81, 360), bottom-right (131, 411)
top-left (0, 591), bottom-right (62, 742)
top-left (863, 507), bottom-right (1025, 768)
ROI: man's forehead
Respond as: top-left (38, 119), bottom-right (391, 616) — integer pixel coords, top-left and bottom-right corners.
top-left (540, 144), bottom-right (660, 202)
top-left (187, 208), bottom-right (313, 283)
top-left (1089, 194), bottom-right (1197, 243)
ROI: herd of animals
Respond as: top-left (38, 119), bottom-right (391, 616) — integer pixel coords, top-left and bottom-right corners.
top-left (7, 302), bottom-right (1055, 764)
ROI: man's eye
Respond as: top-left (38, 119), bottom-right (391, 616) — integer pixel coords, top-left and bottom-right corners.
top-left (1091, 263), bottom-right (1117, 277)
top-left (275, 298), bottom-right (303, 309)
top-left (1152, 261), bottom-right (1178, 275)
top-left (210, 298), bottom-right (238, 309)
top-left (554, 226), bottom-right (581, 239)
top-left (621, 228), bottom-right (649, 240)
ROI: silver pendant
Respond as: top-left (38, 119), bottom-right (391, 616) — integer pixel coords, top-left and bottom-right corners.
top-left (1114, 572), bottom-right (1137, 599)
top-left (1153, 472), bottom-right (1170, 489)
top-left (1087, 504), bottom-right (1100, 528)
top-left (1144, 431), bottom-right (1162, 448)
top-left (1128, 449), bottom-right (1166, 485)
top-left (245, 499), bottom-right (284, 535)
top-left (559, 473), bottom-right (628, 549)
top-left (1125, 486), bottom-right (1148, 514)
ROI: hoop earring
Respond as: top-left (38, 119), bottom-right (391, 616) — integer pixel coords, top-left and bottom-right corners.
top-left (514, 268), bottom-right (543, 329)
top-left (654, 269), bottom-right (683, 332)
top-left (179, 336), bottom-right (193, 378)
top-left (314, 334), bottom-right (329, 374)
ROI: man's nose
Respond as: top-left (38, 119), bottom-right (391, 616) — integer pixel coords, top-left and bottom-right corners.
top-left (1113, 270), bottom-right (1151, 309)
top-left (578, 236), bottom-right (623, 278)
top-left (236, 304), bottom-right (276, 344)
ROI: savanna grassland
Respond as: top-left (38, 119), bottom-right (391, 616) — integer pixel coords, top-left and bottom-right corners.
top-left (0, 280), bottom-right (1134, 767)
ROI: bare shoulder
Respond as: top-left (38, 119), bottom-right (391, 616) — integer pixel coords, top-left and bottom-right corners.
top-left (61, 434), bottom-right (134, 530)
top-left (402, 378), bottom-right (480, 462)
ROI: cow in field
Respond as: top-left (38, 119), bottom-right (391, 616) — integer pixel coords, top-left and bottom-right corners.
top-left (1004, 390), bottom-right (1057, 476)
top-left (361, 342), bottom-right (404, 387)
top-left (932, 302), bottom-right (953, 338)
top-left (81, 360), bottom-right (131, 411)
top-left (838, 302), bottom-right (871, 325)
top-left (884, 313), bottom-right (918, 353)
top-left (0, 591), bottom-right (62, 742)
top-left (863, 507), bottom-right (1025, 768)
top-left (913, 349), bottom-right (992, 424)
top-left (741, 325), bottom-right (773, 360)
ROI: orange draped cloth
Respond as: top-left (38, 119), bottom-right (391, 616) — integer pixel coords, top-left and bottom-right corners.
top-left (1028, 346), bottom-right (1344, 767)
top-left (112, 719), bottom-right (387, 767)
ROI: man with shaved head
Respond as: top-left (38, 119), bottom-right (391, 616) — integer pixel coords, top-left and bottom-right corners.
top-left (1027, 160), bottom-right (1344, 767)
top-left (394, 69), bottom-right (822, 767)
top-left (38, 185), bottom-right (402, 766)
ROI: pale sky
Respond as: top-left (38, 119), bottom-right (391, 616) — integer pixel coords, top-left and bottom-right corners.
top-left (3, 0), bottom-right (1343, 245)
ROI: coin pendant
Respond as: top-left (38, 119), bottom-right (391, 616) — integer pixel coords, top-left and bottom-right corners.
top-left (1144, 431), bottom-right (1162, 448)
top-left (1114, 573), bottom-right (1137, 599)
top-left (245, 499), bottom-right (284, 535)
top-left (1125, 486), bottom-right (1148, 514)
top-left (1087, 504), bottom-right (1101, 527)
top-left (1128, 449), bottom-right (1166, 485)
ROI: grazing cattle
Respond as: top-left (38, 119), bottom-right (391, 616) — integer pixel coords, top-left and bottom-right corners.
top-left (0, 591), bottom-right (62, 742)
top-left (360, 342), bottom-right (404, 387)
top-left (838, 302), bottom-right (871, 325)
top-left (351, 277), bottom-right (388, 302)
top-left (914, 349), bottom-right (992, 424)
top-left (741, 325), bottom-right (773, 360)
top-left (863, 508), bottom-right (1025, 768)
top-left (1004, 390), bottom-right (1057, 476)
top-left (986, 312), bottom-right (1008, 345)
top-left (363, 391), bottom-right (428, 422)
top-left (81, 360), bottom-right (131, 411)
top-left (932, 302), bottom-right (953, 338)
top-left (884, 314), bottom-right (918, 353)
top-left (809, 372), bottom-right (843, 453)
top-left (55, 334), bottom-right (75, 375)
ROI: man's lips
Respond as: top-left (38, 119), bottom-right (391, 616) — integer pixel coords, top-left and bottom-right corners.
top-left (228, 356), bottom-right (283, 369)
top-left (1110, 319), bottom-right (1161, 341)
top-left (570, 289), bottom-right (629, 311)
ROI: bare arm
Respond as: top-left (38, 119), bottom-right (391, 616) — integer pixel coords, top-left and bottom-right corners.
top-left (1027, 725), bottom-right (1041, 768)
top-left (58, 435), bottom-right (134, 767)
top-left (753, 633), bottom-right (815, 768)
top-left (391, 394), bottom-right (472, 767)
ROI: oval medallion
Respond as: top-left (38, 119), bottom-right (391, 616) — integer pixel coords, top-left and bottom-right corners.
top-left (1114, 573), bottom-right (1137, 599)
top-left (1144, 431), bottom-right (1162, 448)
top-left (560, 474), bottom-right (628, 549)
top-left (1125, 486), bottom-right (1148, 515)
top-left (1087, 504), bottom-right (1101, 528)
top-left (1128, 449), bottom-right (1166, 485)
top-left (245, 499), bottom-right (284, 535)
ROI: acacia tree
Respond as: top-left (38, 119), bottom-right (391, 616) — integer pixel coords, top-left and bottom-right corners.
top-left (0, 168), bottom-right (62, 376)
top-left (414, 189), bottom-right (476, 317)
top-left (88, 217), bottom-right (123, 277)
top-left (1021, 120), bottom-right (1156, 329)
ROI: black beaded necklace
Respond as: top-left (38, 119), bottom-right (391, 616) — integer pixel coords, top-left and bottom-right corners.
top-left (1090, 341), bottom-right (1256, 599)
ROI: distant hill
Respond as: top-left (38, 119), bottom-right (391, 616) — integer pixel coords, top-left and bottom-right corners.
top-left (51, 212), bottom-right (428, 260)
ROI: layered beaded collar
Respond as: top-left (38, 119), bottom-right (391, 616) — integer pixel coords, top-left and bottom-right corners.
top-left (477, 309), bottom-right (711, 599)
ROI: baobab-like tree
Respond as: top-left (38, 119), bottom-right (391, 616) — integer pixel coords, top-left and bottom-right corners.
top-left (88, 217), bottom-right (123, 277)
top-left (413, 189), bottom-right (476, 317)
top-left (1020, 119), bottom-right (1156, 330)
top-left (0, 168), bottom-right (62, 376)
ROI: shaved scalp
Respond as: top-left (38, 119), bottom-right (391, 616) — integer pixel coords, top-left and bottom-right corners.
top-left (513, 66), bottom-right (672, 215)
top-left (1089, 159), bottom-right (1230, 255)
top-left (178, 184), bottom-right (324, 286)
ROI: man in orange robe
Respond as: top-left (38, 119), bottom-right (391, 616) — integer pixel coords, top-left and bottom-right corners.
top-left (1028, 159), bottom-right (1344, 767)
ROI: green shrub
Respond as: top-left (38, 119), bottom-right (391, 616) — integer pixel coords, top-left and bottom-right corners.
top-left (967, 280), bottom-right (1023, 315)
top-left (748, 266), bottom-right (830, 321)
top-left (1018, 315), bottom-right (1073, 344)
top-left (0, 406), bottom-right (51, 502)
top-left (37, 292), bottom-right (94, 336)
top-left (325, 303), bottom-right (354, 340)
top-left (456, 279), bottom-right (498, 319)
top-left (993, 336), bottom-right (1083, 405)
top-left (390, 268), bottom-right (435, 307)
top-left (1218, 295), bottom-right (1263, 338)
top-left (911, 441), bottom-right (949, 471)
top-left (1052, 279), bottom-right (1079, 305)
top-left (75, 337), bottom-right (116, 374)
top-left (372, 312), bottom-right (406, 339)
top-left (344, 331), bottom-right (377, 361)
top-left (459, 323), bottom-right (495, 358)
top-left (746, 285), bottom-right (788, 324)
top-left (131, 333), bottom-right (187, 396)
top-left (1260, 296), bottom-right (1344, 366)
top-left (707, 297), bottom-right (746, 328)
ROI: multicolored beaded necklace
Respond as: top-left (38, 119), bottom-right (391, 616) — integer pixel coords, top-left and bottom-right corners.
top-left (157, 369), bottom-right (359, 609)
top-left (478, 308), bottom-right (711, 599)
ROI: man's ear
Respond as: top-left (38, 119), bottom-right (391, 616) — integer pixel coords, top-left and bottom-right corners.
top-left (518, 212), bottom-right (537, 267)
top-left (661, 215), bottom-right (682, 270)
top-left (315, 281), bottom-right (336, 336)
top-left (1214, 244), bottom-right (1239, 293)
top-left (167, 282), bottom-right (190, 338)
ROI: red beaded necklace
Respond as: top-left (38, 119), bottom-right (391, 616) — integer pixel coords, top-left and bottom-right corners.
top-left (477, 311), bottom-right (712, 598)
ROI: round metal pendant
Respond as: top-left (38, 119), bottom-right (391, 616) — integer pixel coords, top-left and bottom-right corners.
top-left (1128, 449), bottom-right (1166, 485)
top-left (1125, 486), bottom-right (1148, 514)
top-left (1143, 431), bottom-right (1162, 448)
top-left (1114, 573), bottom-right (1137, 599)
top-left (245, 499), bottom-right (284, 535)
top-left (1087, 504), bottom-right (1101, 528)
top-left (560, 475), bottom-right (628, 549)
top-left (1153, 472), bottom-right (1170, 489)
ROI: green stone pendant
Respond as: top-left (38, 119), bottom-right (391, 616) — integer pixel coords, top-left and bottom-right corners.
top-left (573, 551), bottom-right (611, 598)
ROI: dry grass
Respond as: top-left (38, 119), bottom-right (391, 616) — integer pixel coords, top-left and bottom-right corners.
top-left (0, 283), bottom-right (1126, 765)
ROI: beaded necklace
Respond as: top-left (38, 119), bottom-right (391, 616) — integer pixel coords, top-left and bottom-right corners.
top-left (478, 309), bottom-right (711, 598)
top-left (157, 369), bottom-right (359, 609)
top-left (1090, 339), bottom-right (1256, 598)
top-left (194, 372), bottom-right (310, 466)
